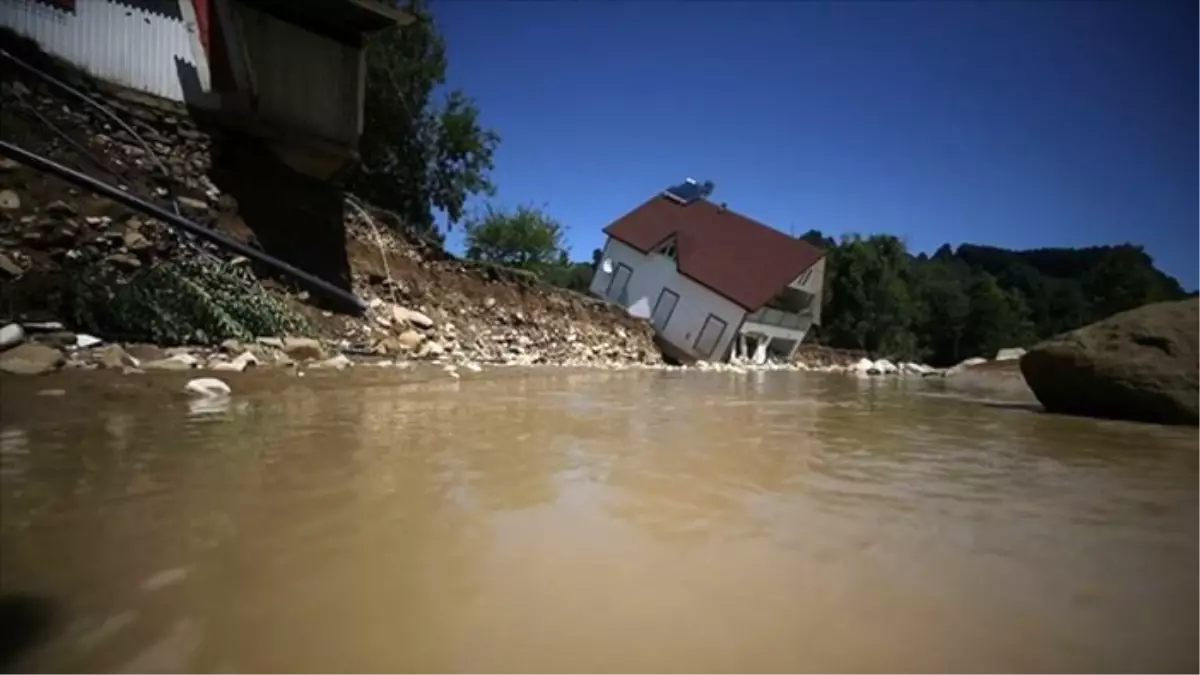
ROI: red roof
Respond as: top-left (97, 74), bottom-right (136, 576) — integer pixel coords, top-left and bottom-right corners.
top-left (603, 195), bottom-right (825, 311)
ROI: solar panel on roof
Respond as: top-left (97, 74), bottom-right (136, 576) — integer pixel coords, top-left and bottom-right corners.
top-left (663, 178), bottom-right (715, 205)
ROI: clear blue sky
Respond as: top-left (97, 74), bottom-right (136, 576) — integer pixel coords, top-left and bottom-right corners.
top-left (430, 0), bottom-right (1197, 289)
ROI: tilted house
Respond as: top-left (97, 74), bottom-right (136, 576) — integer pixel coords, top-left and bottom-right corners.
top-left (589, 179), bottom-right (826, 364)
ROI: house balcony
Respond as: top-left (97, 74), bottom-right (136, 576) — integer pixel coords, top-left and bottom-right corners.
top-left (741, 306), bottom-right (815, 340)
top-left (742, 284), bottom-right (818, 339)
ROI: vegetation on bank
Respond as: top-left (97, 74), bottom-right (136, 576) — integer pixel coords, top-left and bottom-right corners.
top-left (351, 1), bottom-right (1189, 367)
top-left (797, 232), bottom-right (1186, 366)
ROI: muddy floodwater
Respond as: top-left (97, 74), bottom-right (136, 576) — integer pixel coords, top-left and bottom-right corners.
top-left (0, 369), bottom-right (1196, 673)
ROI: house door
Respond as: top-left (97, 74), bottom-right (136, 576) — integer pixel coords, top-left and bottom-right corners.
top-left (651, 288), bottom-right (679, 331)
top-left (693, 314), bottom-right (728, 359)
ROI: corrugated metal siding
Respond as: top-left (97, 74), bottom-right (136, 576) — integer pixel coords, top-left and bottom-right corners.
top-left (235, 3), bottom-right (358, 144)
top-left (0, 0), bottom-right (210, 102)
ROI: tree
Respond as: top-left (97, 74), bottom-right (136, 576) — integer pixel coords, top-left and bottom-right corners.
top-left (913, 260), bottom-right (971, 365)
top-left (821, 234), bottom-right (919, 357)
top-left (463, 204), bottom-right (568, 272)
top-left (353, 1), bottom-right (500, 244)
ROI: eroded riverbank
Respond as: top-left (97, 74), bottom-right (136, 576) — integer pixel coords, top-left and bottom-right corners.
top-left (1, 369), bottom-right (1195, 673)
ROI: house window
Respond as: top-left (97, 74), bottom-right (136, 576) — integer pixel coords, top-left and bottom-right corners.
top-left (657, 241), bottom-right (677, 260)
top-left (693, 314), bottom-right (728, 359)
top-left (605, 263), bottom-right (633, 306)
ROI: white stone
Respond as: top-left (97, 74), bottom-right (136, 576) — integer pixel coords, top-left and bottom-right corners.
top-left (392, 305), bottom-right (434, 329)
top-left (184, 377), bottom-right (231, 398)
top-left (994, 347), bottom-right (1026, 362)
top-left (850, 358), bottom-right (875, 373)
top-left (312, 354), bottom-right (352, 370)
top-left (0, 323), bottom-right (25, 351)
top-left (417, 340), bottom-right (445, 359)
top-left (75, 333), bottom-right (103, 349)
top-left (212, 351), bottom-right (259, 372)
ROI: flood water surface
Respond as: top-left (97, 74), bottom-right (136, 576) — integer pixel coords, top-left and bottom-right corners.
top-left (1, 370), bottom-right (1196, 673)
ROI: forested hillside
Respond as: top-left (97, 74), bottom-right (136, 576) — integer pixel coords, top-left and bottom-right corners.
top-left (798, 231), bottom-right (1188, 366)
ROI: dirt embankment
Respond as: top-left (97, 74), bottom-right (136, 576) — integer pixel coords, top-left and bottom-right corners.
top-left (0, 54), bottom-right (661, 376)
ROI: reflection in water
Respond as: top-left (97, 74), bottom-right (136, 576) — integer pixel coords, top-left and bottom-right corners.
top-left (0, 370), bottom-right (1195, 673)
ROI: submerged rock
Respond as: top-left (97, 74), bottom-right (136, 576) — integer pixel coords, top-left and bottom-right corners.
top-left (994, 347), bottom-right (1026, 362)
top-left (0, 343), bottom-right (65, 375)
top-left (1019, 297), bottom-right (1199, 426)
top-left (184, 377), bottom-right (231, 398)
top-left (280, 337), bottom-right (326, 362)
top-left (140, 354), bottom-right (200, 371)
top-left (93, 344), bottom-right (138, 369)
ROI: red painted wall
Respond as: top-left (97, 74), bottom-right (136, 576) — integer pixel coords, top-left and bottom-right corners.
top-left (192, 0), bottom-right (211, 55)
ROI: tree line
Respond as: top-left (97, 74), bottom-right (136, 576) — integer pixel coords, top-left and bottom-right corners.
top-left (349, 1), bottom-right (1189, 367)
top-left (795, 232), bottom-right (1186, 366)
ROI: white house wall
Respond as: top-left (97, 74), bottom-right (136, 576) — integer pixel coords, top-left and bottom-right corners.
top-left (0, 0), bottom-right (211, 102)
top-left (591, 237), bottom-right (746, 361)
top-left (786, 256), bottom-right (825, 324)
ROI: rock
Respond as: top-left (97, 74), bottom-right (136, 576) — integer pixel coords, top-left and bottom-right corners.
top-left (0, 343), bottom-right (65, 375)
top-left (1019, 298), bottom-right (1199, 426)
top-left (75, 334), bottom-right (103, 349)
top-left (873, 359), bottom-right (898, 375)
top-left (417, 340), bottom-right (445, 359)
top-left (0, 253), bottom-right (23, 277)
top-left (0, 157), bottom-right (20, 172)
top-left (44, 200), bottom-right (77, 217)
top-left (211, 351), bottom-right (258, 372)
top-left (0, 190), bottom-right (20, 210)
top-left (849, 358), bottom-right (875, 375)
top-left (994, 347), bottom-right (1026, 362)
top-left (395, 330), bottom-right (425, 350)
top-left (93, 344), bottom-right (137, 369)
top-left (311, 354), bottom-right (352, 370)
top-left (122, 228), bottom-right (153, 252)
top-left (392, 305), bottom-right (434, 329)
top-left (175, 196), bottom-right (209, 212)
top-left (255, 337), bottom-right (285, 349)
top-left (140, 354), bottom-right (200, 371)
top-left (0, 323), bottom-right (25, 351)
top-left (945, 357), bottom-right (988, 376)
top-left (219, 339), bottom-right (242, 353)
top-left (106, 252), bottom-right (141, 270)
top-left (124, 344), bottom-right (167, 362)
top-left (280, 337), bottom-right (326, 361)
top-left (184, 377), bottom-right (231, 398)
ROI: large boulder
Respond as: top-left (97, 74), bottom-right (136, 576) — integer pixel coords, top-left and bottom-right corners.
top-left (1019, 298), bottom-right (1198, 426)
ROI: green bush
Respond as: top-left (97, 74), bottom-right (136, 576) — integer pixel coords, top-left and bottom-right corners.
top-left (67, 258), bottom-right (311, 345)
